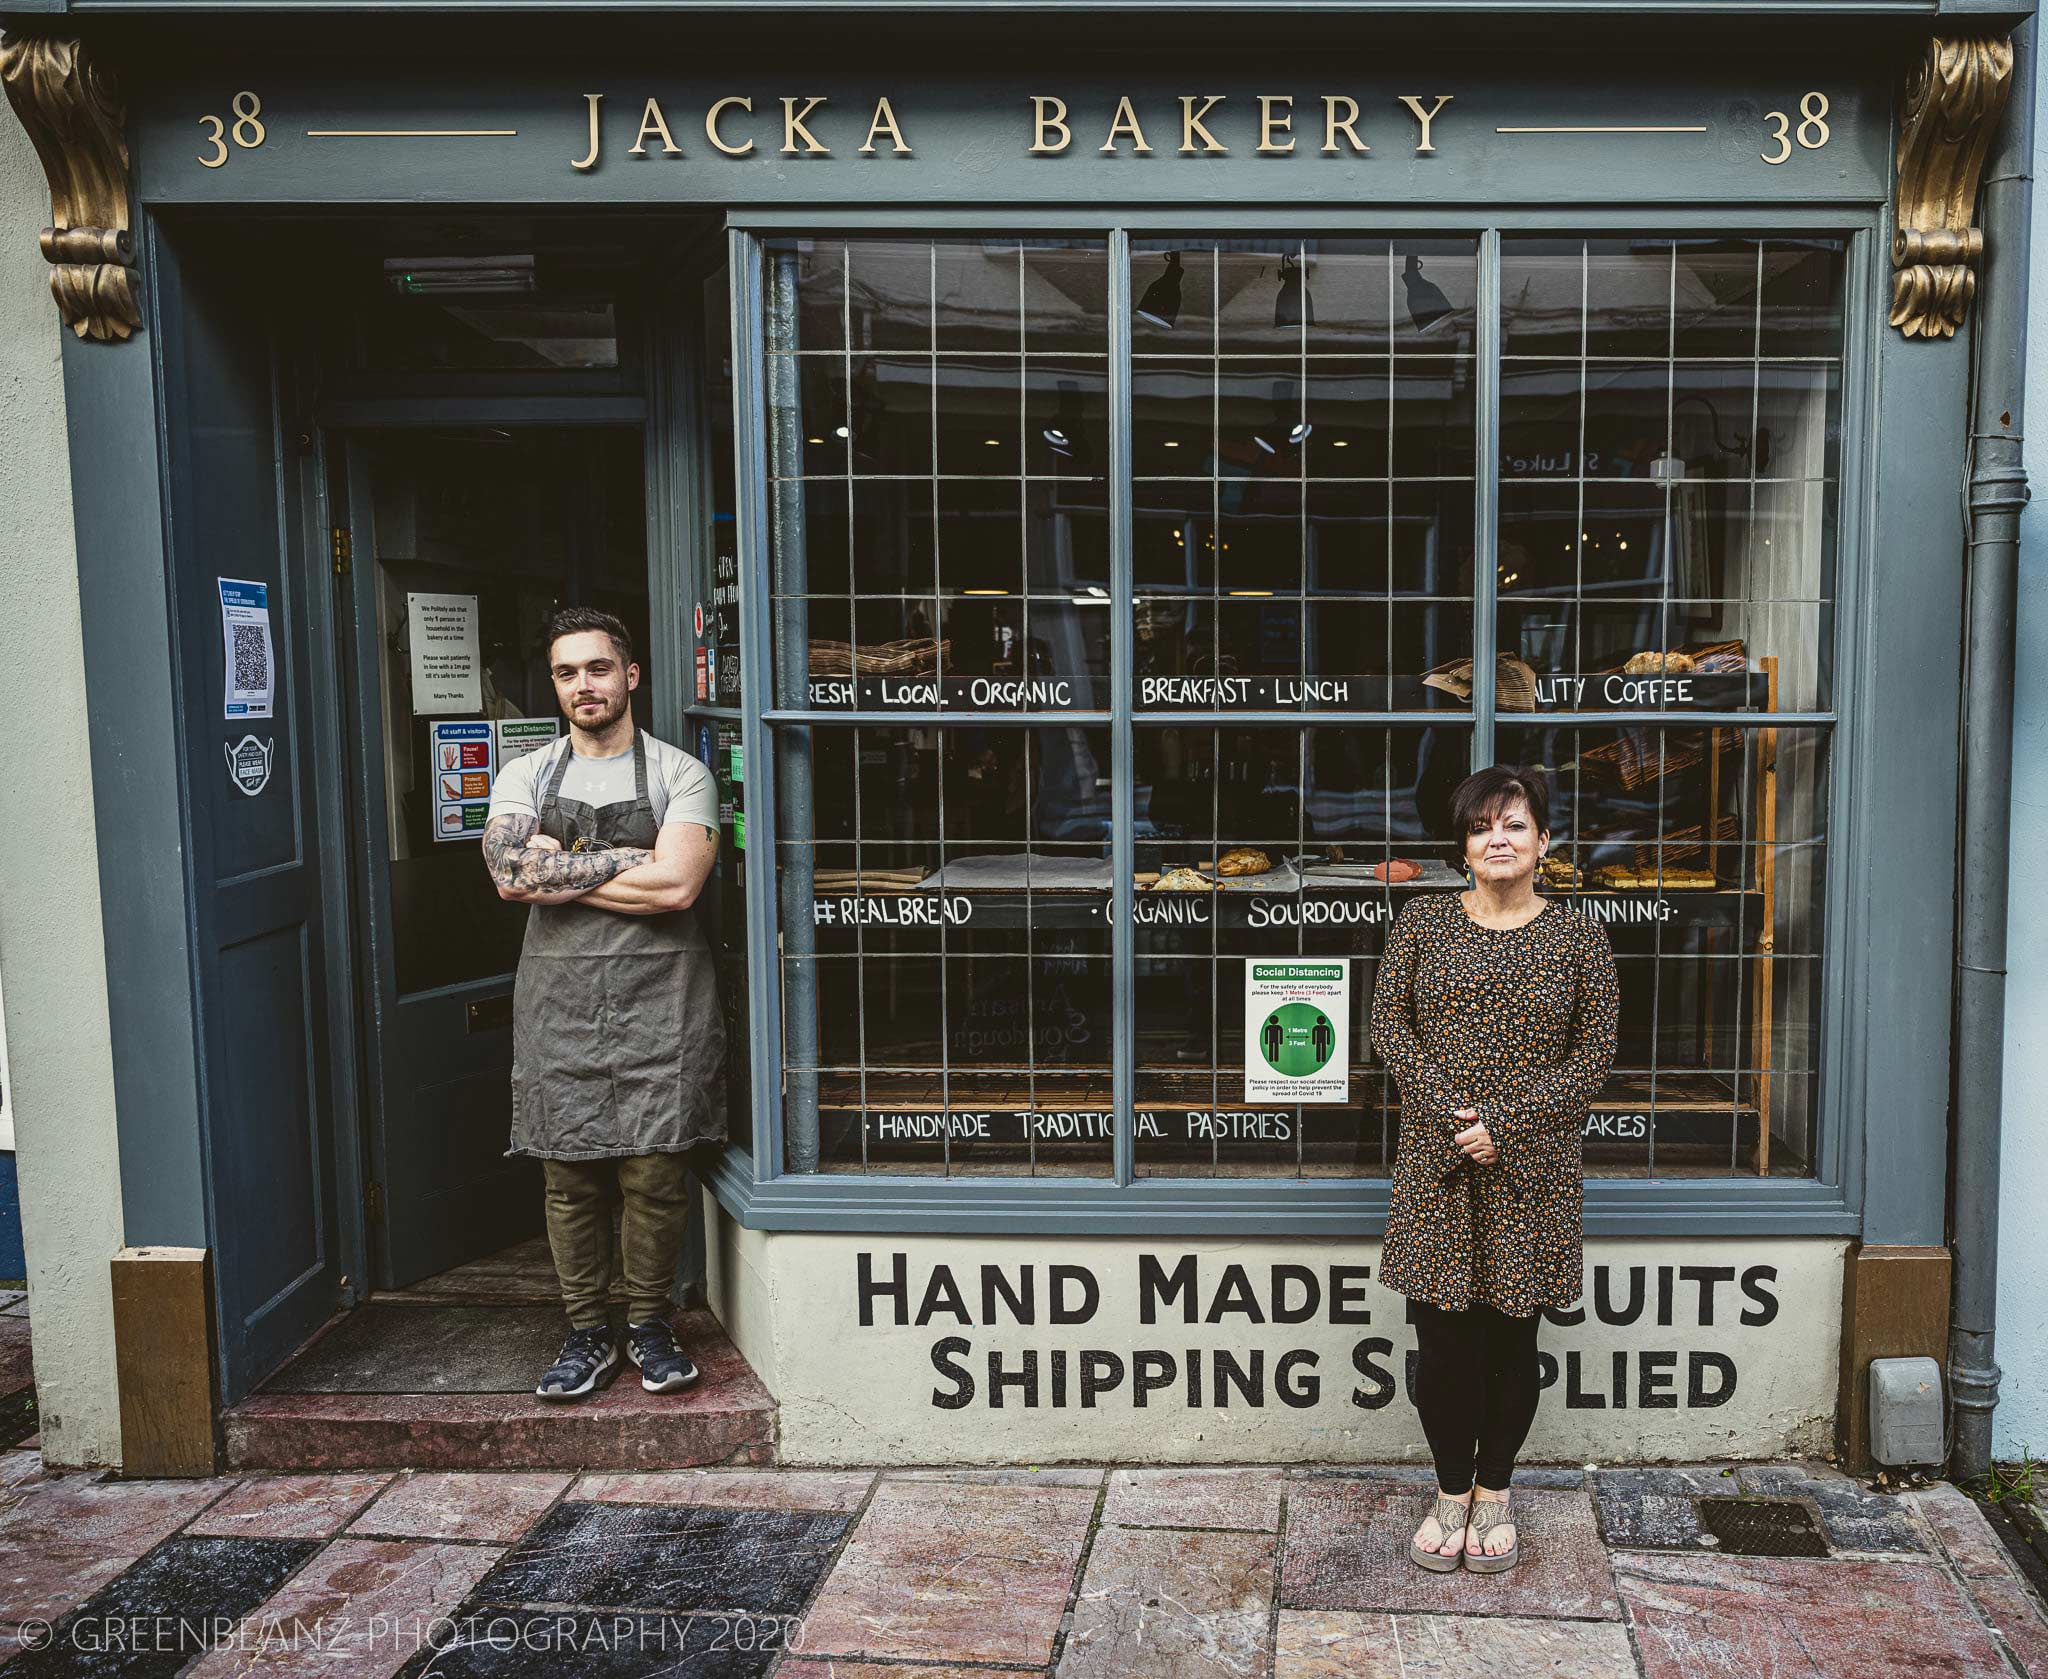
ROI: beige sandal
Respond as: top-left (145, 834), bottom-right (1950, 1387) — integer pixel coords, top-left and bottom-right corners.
top-left (1465, 1493), bottom-right (1519, 1572)
top-left (1409, 1491), bottom-right (1470, 1572)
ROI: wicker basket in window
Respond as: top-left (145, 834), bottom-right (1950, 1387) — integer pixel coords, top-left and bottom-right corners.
top-left (809, 637), bottom-right (948, 676)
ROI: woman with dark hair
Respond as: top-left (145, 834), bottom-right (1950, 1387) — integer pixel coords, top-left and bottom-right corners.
top-left (1369, 765), bottom-right (1619, 1573)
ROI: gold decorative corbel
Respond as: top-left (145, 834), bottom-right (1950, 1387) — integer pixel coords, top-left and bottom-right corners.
top-left (1892, 34), bottom-right (2014, 340)
top-left (0, 31), bottom-right (141, 342)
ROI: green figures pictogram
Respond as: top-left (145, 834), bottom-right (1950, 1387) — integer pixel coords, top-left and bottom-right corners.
top-left (1258, 1002), bottom-right (1337, 1078)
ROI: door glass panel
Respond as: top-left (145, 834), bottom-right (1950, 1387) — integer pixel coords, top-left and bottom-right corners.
top-left (359, 429), bottom-right (650, 994)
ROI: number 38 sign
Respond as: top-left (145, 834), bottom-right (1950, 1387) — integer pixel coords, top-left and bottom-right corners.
top-left (1761, 92), bottom-right (1830, 164)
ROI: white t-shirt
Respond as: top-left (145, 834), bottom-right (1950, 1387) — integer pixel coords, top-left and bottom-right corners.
top-left (487, 731), bottom-right (717, 833)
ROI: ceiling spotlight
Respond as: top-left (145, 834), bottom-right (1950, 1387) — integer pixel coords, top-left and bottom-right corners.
top-left (1040, 380), bottom-right (1092, 465)
top-left (1253, 379), bottom-right (1311, 456)
top-left (1403, 253), bottom-right (1454, 333)
top-left (1136, 251), bottom-right (1185, 330)
top-left (1274, 252), bottom-right (1315, 330)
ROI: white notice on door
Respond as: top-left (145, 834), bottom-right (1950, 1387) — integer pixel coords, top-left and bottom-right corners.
top-left (406, 592), bottom-right (481, 715)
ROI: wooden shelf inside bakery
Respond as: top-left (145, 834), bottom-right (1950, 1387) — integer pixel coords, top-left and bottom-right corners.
top-left (812, 1067), bottom-right (1377, 1111)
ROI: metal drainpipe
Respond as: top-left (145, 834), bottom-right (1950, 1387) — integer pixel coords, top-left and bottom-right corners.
top-left (1951, 20), bottom-right (2035, 1481)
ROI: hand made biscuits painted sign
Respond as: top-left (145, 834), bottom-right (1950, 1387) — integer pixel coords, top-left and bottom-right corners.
top-left (722, 1232), bottom-right (1844, 1465)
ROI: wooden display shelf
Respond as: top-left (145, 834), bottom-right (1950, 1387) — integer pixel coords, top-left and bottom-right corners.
top-left (805, 1067), bottom-right (1765, 1168)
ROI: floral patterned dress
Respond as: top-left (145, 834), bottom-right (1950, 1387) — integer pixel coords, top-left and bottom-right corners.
top-left (1369, 892), bottom-right (1620, 1316)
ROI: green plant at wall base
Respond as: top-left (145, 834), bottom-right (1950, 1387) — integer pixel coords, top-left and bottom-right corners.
top-left (1960, 1452), bottom-right (2039, 1506)
top-left (0, 1387), bottom-right (34, 1452)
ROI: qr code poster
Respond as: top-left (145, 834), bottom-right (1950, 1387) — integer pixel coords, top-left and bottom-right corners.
top-left (218, 577), bottom-right (275, 720)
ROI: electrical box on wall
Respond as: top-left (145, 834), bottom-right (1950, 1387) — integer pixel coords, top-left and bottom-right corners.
top-left (1869, 1356), bottom-right (1945, 1465)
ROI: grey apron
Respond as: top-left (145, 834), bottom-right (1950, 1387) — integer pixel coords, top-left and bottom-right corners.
top-left (508, 729), bottom-right (727, 1160)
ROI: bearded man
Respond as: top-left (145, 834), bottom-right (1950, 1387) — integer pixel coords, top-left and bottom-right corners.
top-left (482, 607), bottom-right (725, 1400)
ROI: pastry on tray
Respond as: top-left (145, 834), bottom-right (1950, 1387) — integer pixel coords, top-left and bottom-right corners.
top-left (1539, 856), bottom-right (1583, 888)
top-left (1621, 649), bottom-right (1697, 675)
top-left (1211, 847), bottom-right (1274, 878)
top-left (1592, 864), bottom-right (1716, 889)
top-left (1372, 859), bottom-right (1424, 883)
top-left (1153, 867), bottom-right (1214, 891)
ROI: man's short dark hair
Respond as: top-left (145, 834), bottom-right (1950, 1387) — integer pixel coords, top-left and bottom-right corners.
top-left (544, 606), bottom-right (635, 668)
top-left (1447, 764), bottom-right (1551, 844)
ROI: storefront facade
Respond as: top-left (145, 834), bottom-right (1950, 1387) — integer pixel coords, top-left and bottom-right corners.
top-left (0, 4), bottom-right (2027, 1468)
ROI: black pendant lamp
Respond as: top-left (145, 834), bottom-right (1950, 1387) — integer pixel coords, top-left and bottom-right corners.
top-left (1403, 253), bottom-right (1454, 333)
top-left (1274, 252), bottom-right (1315, 329)
top-left (1136, 251), bottom-right (1185, 330)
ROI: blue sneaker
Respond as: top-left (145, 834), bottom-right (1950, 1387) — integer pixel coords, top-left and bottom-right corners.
top-left (626, 1319), bottom-right (700, 1393)
top-left (535, 1324), bottom-right (619, 1401)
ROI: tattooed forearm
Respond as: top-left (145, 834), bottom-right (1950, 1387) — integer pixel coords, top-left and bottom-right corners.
top-left (483, 814), bottom-right (651, 901)
top-left (483, 813), bottom-right (538, 892)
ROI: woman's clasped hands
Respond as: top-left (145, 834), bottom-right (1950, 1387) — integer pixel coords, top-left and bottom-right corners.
top-left (1453, 1107), bottom-right (1499, 1167)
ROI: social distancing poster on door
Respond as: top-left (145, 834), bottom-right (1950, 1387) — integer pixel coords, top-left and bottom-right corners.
top-left (495, 716), bottom-right (559, 766)
top-left (1245, 961), bottom-right (1349, 1103)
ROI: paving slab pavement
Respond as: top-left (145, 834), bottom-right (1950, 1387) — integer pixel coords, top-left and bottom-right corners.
top-left (0, 1451), bottom-right (2041, 1677)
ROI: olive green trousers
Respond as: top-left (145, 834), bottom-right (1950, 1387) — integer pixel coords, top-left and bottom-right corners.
top-left (540, 1152), bottom-right (692, 1328)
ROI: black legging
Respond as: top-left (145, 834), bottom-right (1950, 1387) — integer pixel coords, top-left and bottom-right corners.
top-left (1411, 1301), bottom-right (1543, 1493)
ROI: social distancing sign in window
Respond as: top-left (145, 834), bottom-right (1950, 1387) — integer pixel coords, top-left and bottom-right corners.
top-left (1244, 961), bottom-right (1349, 1103)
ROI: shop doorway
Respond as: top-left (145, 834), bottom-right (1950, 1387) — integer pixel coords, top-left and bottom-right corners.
top-left (330, 426), bottom-right (653, 1291)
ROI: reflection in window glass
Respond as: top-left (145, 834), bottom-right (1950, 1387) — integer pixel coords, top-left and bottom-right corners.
top-left (1497, 722), bottom-right (1826, 1178)
top-left (766, 238), bottom-right (1110, 714)
top-left (777, 724), bottom-right (1114, 1176)
top-left (756, 228), bottom-right (1841, 1189)
top-left (1132, 239), bottom-right (1479, 710)
top-left (1497, 237), bottom-right (1843, 714)
top-left (1132, 725), bottom-right (1467, 1178)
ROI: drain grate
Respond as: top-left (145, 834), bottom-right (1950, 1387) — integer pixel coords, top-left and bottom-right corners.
top-left (1695, 1496), bottom-right (1831, 1557)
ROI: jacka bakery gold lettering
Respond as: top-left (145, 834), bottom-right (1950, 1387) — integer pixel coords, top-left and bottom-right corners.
top-left (572, 91), bottom-right (914, 169)
top-left (572, 89), bottom-right (1454, 169)
top-left (1030, 93), bottom-right (1453, 155)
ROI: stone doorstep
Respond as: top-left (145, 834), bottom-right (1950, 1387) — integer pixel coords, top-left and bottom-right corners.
top-left (222, 1309), bottom-right (776, 1473)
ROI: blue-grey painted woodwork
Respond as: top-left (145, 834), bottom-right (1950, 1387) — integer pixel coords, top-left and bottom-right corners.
top-left (123, 62), bottom-right (1890, 212)
top-left (40, 30), bottom-right (1987, 1244)
top-left (149, 229), bottom-right (345, 1392)
top-left (61, 294), bottom-right (208, 1256)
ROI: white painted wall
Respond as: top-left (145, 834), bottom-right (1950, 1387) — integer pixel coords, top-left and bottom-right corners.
top-left (1995, 56), bottom-right (2048, 1465)
top-left (0, 110), bottom-right (126, 1466)
top-left (707, 1213), bottom-right (1842, 1467)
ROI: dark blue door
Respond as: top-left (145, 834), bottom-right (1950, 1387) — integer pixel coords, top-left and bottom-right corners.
top-left (159, 244), bottom-right (346, 1399)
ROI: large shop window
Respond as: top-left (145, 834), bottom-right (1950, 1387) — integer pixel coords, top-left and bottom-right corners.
top-left (757, 233), bottom-right (1842, 1185)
